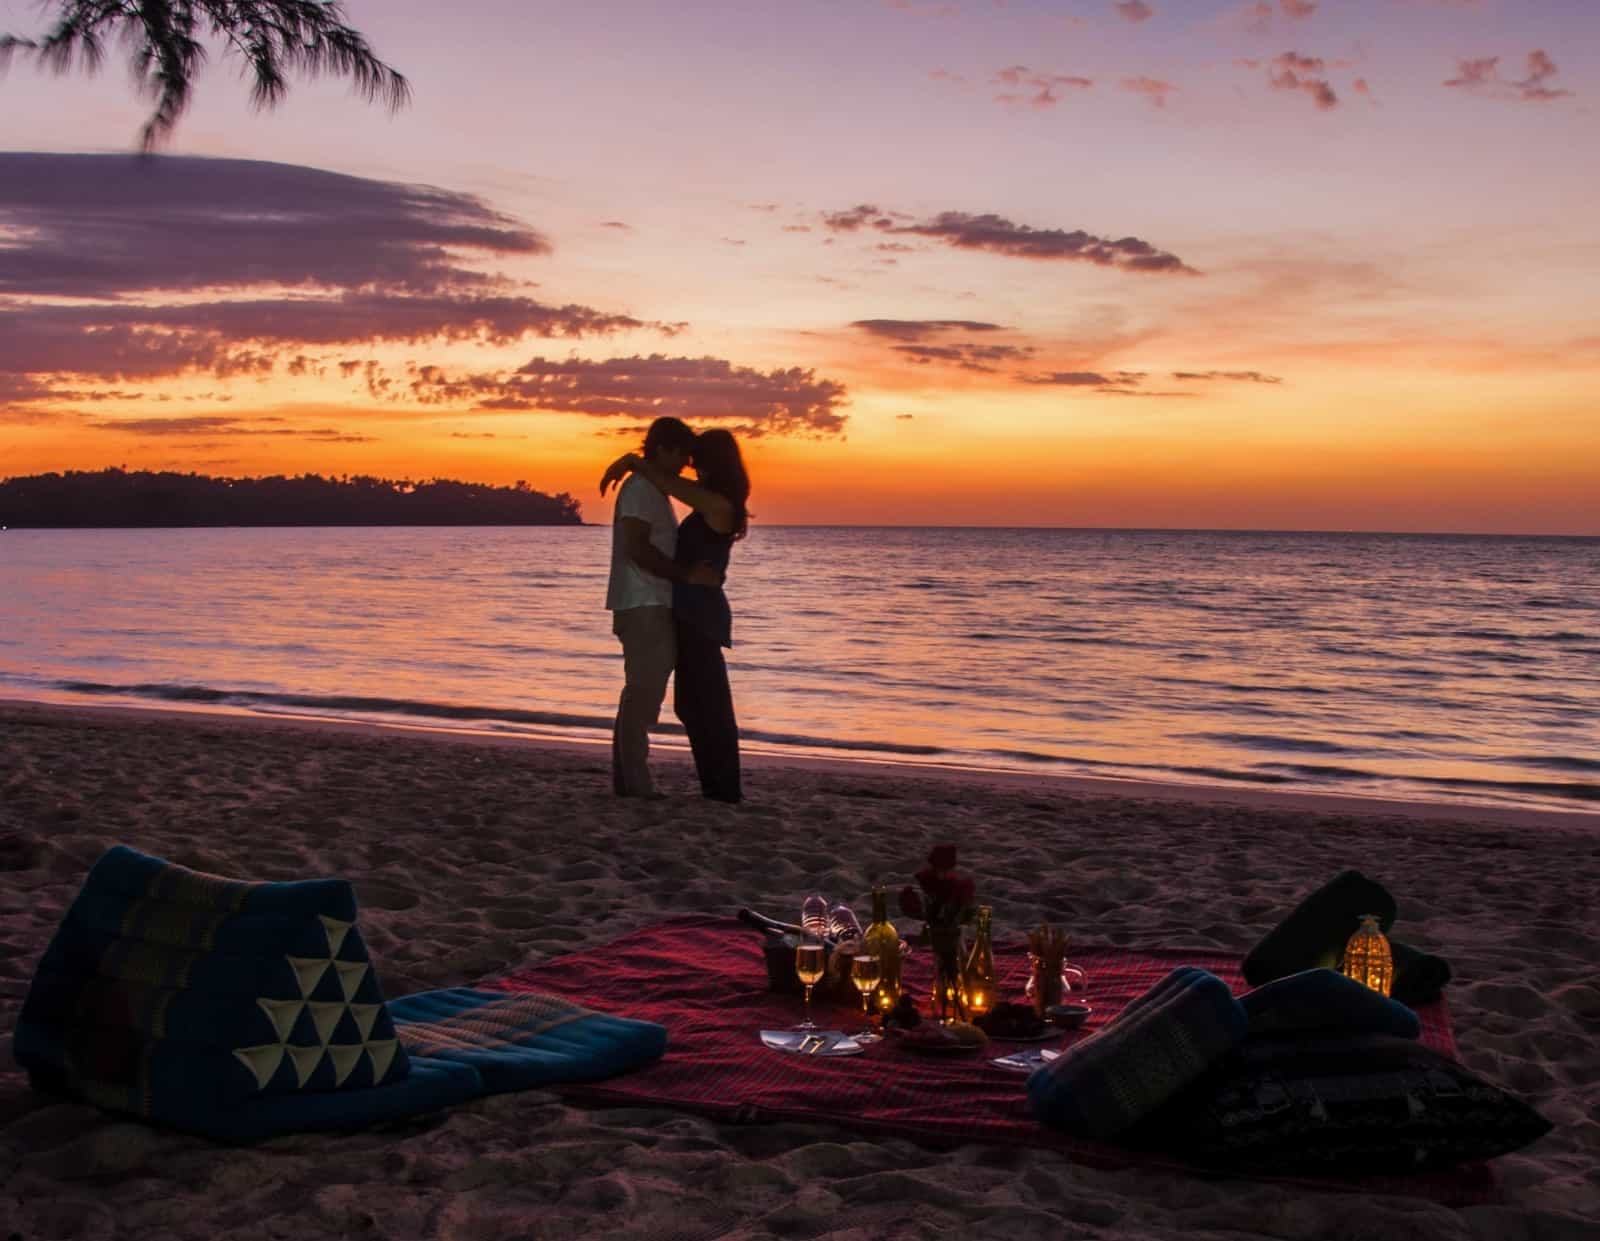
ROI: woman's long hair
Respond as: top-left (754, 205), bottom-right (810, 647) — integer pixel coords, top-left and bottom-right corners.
top-left (692, 429), bottom-right (751, 539)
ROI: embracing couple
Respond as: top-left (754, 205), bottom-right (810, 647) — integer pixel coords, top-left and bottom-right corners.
top-left (601, 416), bottom-right (751, 804)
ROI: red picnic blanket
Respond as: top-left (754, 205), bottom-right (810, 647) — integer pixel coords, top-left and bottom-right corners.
top-left (483, 914), bottom-right (1492, 1204)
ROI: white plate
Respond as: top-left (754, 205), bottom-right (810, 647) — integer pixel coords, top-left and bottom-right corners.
top-left (759, 1029), bottom-right (866, 1057)
top-left (989, 1047), bottom-right (1062, 1073)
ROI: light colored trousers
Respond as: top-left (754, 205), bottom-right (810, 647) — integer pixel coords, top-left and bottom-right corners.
top-left (611, 605), bottom-right (676, 796)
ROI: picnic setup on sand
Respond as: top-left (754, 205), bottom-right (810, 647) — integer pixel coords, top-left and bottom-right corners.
top-left (14, 842), bottom-right (1551, 1205)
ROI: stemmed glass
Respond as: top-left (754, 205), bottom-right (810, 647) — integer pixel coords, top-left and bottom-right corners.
top-left (849, 953), bottom-right (882, 1043)
top-left (794, 935), bottom-right (827, 1031)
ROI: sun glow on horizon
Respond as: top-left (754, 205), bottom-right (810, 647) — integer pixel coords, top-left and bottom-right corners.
top-left (1, 2), bottom-right (1597, 534)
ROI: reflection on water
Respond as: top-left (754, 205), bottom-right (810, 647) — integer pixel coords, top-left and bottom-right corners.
top-left (2, 526), bottom-right (1597, 812)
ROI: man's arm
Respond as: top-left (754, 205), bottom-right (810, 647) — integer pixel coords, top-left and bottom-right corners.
top-left (620, 518), bottom-right (721, 587)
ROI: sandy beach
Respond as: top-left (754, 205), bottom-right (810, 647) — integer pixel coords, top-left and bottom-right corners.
top-left (2, 699), bottom-right (1596, 1241)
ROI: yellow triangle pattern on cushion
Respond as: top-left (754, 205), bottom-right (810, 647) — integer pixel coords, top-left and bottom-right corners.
top-left (232, 942), bottom-right (401, 1097)
top-left (319, 915), bottom-right (353, 957)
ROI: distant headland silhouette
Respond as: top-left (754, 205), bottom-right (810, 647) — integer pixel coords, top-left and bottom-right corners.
top-left (0, 469), bottom-right (584, 528)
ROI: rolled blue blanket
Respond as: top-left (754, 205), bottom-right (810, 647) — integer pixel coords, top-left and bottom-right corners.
top-left (1241, 968), bottom-right (1421, 1040)
top-left (1027, 967), bottom-right (1246, 1140)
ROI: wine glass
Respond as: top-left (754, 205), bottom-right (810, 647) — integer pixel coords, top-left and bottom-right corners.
top-left (801, 893), bottom-right (829, 939)
top-left (794, 936), bottom-right (827, 1031)
top-left (849, 953), bottom-right (882, 1043)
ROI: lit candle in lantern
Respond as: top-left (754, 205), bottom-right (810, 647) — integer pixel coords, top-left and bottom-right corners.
top-left (963, 906), bottom-right (997, 1017)
top-left (1341, 913), bottom-right (1395, 996)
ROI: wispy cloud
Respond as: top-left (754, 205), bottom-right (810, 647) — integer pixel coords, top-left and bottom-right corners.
top-left (991, 65), bottom-right (1095, 109)
top-left (1244, 51), bottom-right (1341, 109)
top-left (1022, 370), bottom-right (1145, 388)
top-left (0, 153), bottom-right (546, 299)
top-left (823, 205), bottom-right (1197, 274)
top-left (1114, 1), bottom-right (1154, 23)
top-left (1445, 50), bottom-right (1573, 102)
top-left (850, 319), bottom-right (1007, 341)
top-left (0, 154), bottom-right (676, 416)
top-left (1236, 0), bottom-right (1320, 35)
top-left (1171, 370), bottom-right (1283, 383)
top-left (1121, 76), bottom-right (1178, 108)
top-left (83, 414), bottom-right (376, 442)
top-left (404, 354), bottom-right (849, 437)
top-left (894, 343), bottom-right (1036, 373)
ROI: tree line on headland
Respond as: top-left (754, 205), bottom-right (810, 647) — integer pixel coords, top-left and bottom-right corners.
top-left (0, 470), bottom-right (584, 527)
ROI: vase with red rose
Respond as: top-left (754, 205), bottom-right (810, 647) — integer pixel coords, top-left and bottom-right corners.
top-left (899, 844), bottom-right (978, 1024)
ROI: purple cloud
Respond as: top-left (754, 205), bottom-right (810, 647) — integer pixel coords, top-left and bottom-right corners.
top-left (1266, 51), bottom-right (1339, 109)
top-left (825, 207), bottom-right (1194, 273)
top-left (82, 414), bottom-right (377, 442)
top-left (1121, 76), bottom-right (1178, 108)
top-left (893, 212), bottom-right (1196, 273)
top-left (0, 154), bottom-right (676, 409)
top-left (1171, 370), bottom-right (1283, 383)
top-left (992, 66), bottom-right (1095, 109)
top-left (405, 354), bottom-right (848, 437)
top-left (1445, 50), bottom-right (1573, 102)
top-left (0, 153), bottom-right (546, 299)
top-left (1115, 1), bottom-right (1154, 22)
top-left (893, 343), bottom-right (1036, 373)
top-left (850, 319), bottom-right (1007, 341)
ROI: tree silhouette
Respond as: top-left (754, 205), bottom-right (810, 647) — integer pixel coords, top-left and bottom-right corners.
top-left (1, 1), bottom-right (408, 151)
top-left (0, 470), bottom-right (586, 527)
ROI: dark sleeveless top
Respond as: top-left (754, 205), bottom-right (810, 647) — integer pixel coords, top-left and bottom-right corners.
top-left (672, 510), bottom-right (735, 648)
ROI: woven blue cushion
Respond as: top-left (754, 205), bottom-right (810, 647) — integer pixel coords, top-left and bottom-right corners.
top-left (1241, 968), bottom-right (1421, 1040)
top-left (13, 846), bottom-right (447, 1142)
top-left (1028, 967), bottom-right (1246, 1140)
top-left (389, 987), bottom-right (668, 1091)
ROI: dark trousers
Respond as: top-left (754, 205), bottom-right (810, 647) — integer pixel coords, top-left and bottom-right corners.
top-left (673, 617), bottom-right (741, 803)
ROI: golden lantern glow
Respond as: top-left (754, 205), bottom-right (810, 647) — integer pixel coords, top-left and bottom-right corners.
top-left (1341, 913), bottom-right (1395, 996)
top-left (963, 906), bottom-right (997, 1018)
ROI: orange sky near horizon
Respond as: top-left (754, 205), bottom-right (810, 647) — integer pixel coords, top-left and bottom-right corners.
top-left (1, 1), bottom-right (1597, 534)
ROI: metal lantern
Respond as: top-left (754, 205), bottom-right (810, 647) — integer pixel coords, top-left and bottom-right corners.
top-left (1341, 913), bottom-right (1395, 996)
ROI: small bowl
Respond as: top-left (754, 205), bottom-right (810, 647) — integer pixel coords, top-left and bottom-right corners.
top-left (1045, 1002), bottom-right (1092, 1030)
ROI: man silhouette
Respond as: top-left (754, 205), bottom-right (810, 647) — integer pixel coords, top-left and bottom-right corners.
top-left (604, 416), bottom-right (714, 797)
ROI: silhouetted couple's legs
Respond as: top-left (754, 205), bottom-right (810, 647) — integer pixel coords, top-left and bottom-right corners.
top-left (674, 618), bottom-right (741, 803)
top-left (612, 605), bottom-right (675, 797)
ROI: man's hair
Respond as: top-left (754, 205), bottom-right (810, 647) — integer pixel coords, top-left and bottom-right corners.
top-left (642, 417), bottom-right (697, 460)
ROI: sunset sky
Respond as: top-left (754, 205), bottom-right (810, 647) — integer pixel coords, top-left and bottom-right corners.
top-left (2, 0), bottom-right (1596, 532)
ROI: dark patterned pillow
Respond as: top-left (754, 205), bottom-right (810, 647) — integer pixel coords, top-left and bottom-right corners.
top-left (1130, 1033), bottom-right (1552, 1174)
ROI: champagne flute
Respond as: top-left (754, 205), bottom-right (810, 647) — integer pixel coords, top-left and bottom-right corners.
top-left (794, 936), bottom-right (827, 1031)
top-left (849, 953), bottom-right (882, 1043)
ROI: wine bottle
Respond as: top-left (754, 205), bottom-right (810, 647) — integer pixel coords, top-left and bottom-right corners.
top-left (862, 886), bottom-right (902, 1013)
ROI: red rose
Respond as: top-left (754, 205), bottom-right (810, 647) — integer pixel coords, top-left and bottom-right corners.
top-left (914, 865), bottom-right (937, 892)
top-left (899, 885), bottom-right (925, 919)
top-left (928, 845), bottom-right (958, 873)
top-left (955, 876), bottom-right (975, 908)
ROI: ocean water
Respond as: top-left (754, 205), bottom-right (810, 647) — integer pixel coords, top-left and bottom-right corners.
top-left (2, 526), bottom-right (1597, 812)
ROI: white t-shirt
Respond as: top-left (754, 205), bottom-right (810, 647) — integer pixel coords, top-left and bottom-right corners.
top-left (606, 474), bottom-right (678, 611)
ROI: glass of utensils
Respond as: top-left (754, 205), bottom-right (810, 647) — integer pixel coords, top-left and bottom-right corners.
top-left (794, 935), bottom-right (827, 1030)
top-left (849, 953), bottom-right (882, 1042)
